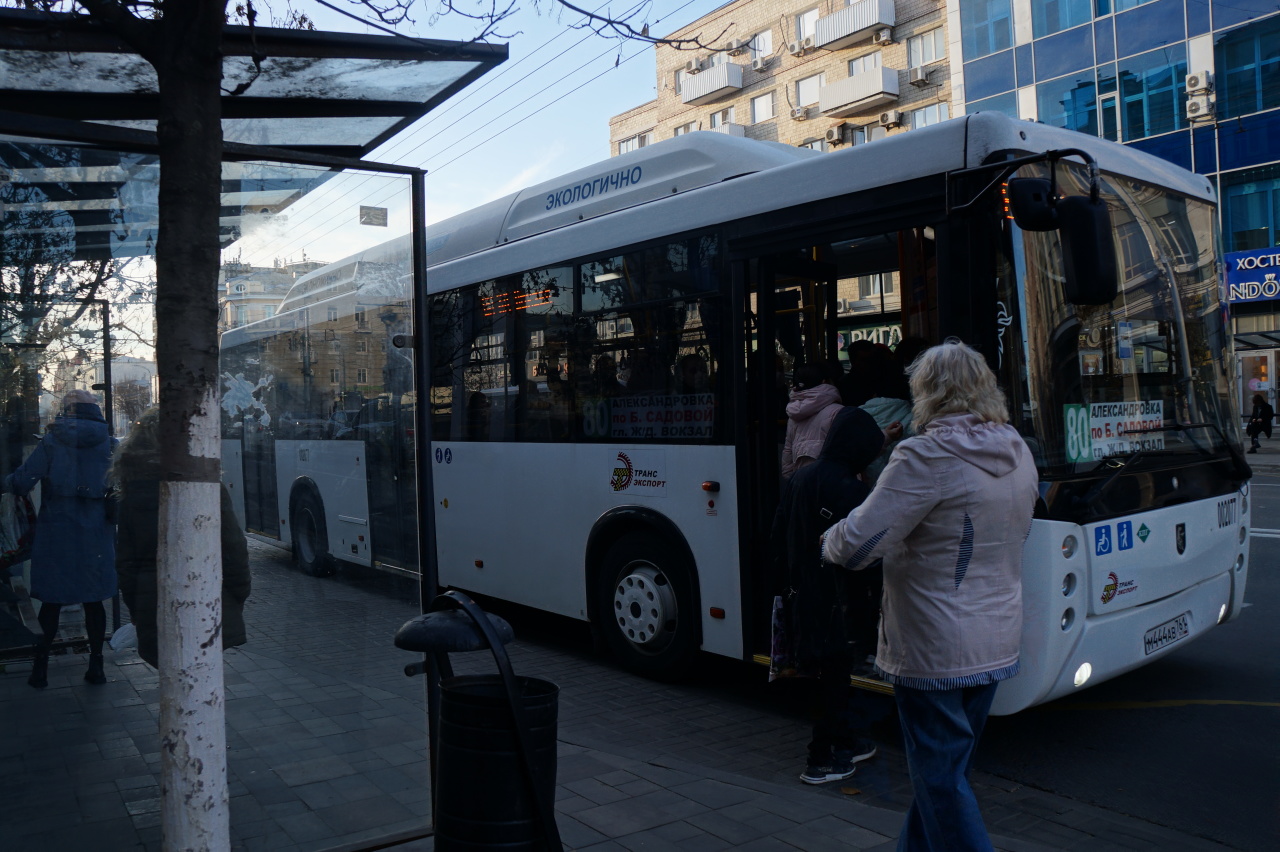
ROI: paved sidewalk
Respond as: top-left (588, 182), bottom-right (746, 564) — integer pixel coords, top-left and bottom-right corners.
top-left (1, 539), bottom-right (1246, 852)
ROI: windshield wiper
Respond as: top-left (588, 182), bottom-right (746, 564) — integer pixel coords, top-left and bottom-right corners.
top-left (1088, 422), bottom-right (1250, 509)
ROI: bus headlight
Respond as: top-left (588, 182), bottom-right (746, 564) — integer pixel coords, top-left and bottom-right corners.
top-left (1074, 662), bottom-right (1092, 687)
top-left (1236, 553), bottom-right (1246, 572)
top-left (1062, 573), bottom-right (1077, 597)
top-left (1062, 535), bottom-right (1078, 558)
top-left (1240, 525), bottom-right (1247, 545)
top-left (1061, 608), bottom-right (1075, 630)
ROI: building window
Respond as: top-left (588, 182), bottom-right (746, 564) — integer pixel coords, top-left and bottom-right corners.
top-left (329, 369), bottom-right (340, 383)
top-left (356, 340), bottom-right (368, 353)
top-left (1036, 72), bottom-right (1097, 135)
top-left (1215, 17), bottom-right (1280, 120)
top-left (858, 272), bottom-right (895, 298)
top-left (357, 368), bottom-right (368, 384)
top-left (262, 306), bottom-right (276, 320)
top-left (801, 138), bottom-right (828, 151)
top-left (1118, 45), bottom-right (1187, 141)
top-left (1224, 164), bottom-right (1280, 252)
top-left (327, 306), bottom-right (338, 321)
top-left (706, 51), bottom-right (726, 68)
top-left (907, 29), bottom-right (946, 68)
top-left (751, 92), bottom-right (775, 123)
top-left (674, 122), bottom-right (696, 136)
top-left (960, 0), bottom-right (1012, 61)
top-left (674, 68), bottom-right (684, 95)
top-left (618, 131), bottom-right (653, 154)
top-left (910, 102), bottom-right (950, 128)
top-left (234, 306), bottom-right (246, 326)
top-left (750, 29), bottom-right (774, 61)
top-left (849, 52), bottom-right (882, 76)
top-left (709, 107), bottom-right (736, 128)
top-left (852, 123), bottom-right (888, 144)
top-left (797, 73), bottom-right (825, 106)
top-left (1032, 0), bottom-right (1092, 39)
top-left (355, 308), bottom-right (368, 329)
top-left (797, 8), bottom-right (819, 41)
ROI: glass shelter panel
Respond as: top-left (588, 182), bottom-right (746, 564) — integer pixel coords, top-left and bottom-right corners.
top-left (1, 141), bottom-right (430, 849)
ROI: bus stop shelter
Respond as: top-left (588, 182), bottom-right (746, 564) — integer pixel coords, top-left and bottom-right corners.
top-left (0, 7), bottom-right (503, 849)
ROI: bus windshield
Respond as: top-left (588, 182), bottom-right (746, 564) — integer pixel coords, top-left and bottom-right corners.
top-left (1007, 163), bottom-right (1238, 477)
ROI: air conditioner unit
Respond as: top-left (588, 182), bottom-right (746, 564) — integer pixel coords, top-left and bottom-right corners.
top-left (1186, 70), bottom-right (1213, 94)
top-left (1186, 95), bottom-right (1214, 121)
top-left (909, 67), bottom-right (930, 88)
top-left (791, 106), bottom-right (809, 120)
top-left (802, 36), bottom-right (815, 51)
top-left (685, 58), bottom-right (703, 74)
top-left (751, 57), bottom-right (770, 72)
top-left (726, 38), bottom-right (749, 56)
top-left (879, 109), bottom-right (902, 127)
top-left (788, 41), bottom-right (804, 56)
top-left (825, 123), bottom-right (846, 144)
top-left (873, 28), bottom-right (894, 45)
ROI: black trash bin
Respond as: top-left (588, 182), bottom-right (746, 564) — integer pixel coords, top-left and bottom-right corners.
top-left (396, 591), bottom-right (562, 851)
top-left (436, 674), bottom-right (559, 851)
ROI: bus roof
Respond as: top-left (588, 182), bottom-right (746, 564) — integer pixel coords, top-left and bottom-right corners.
top-left (267, 113), bottom-right (1217, 313)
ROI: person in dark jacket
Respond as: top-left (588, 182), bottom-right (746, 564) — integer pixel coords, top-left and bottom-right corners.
top-left (111, 408), bottom-right (250, 668)
top-left (1247, 393), bottom-right (1274, 453)
top-left (772, 405), bottom-right (887, 784)
top-left (5, 389), bottom-right (117, 688)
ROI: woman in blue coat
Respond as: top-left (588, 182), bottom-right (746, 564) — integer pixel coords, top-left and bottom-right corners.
top-left (6, 389), bottom-right (117, 688)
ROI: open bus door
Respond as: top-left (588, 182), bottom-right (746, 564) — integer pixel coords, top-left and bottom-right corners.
top-left (738, 251), bottom-right (840, 659)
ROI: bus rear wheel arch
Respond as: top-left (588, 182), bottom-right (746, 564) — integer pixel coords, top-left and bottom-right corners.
top-left (291, 488), bottom-right (336, 578)
top-left (593, 530), bottom-right (699, 680)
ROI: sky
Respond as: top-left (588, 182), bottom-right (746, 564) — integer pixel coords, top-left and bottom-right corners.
top-left (239, 0), bottom-right (728, 267)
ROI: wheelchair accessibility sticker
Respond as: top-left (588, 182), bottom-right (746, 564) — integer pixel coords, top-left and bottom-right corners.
top-left (1095, 521), bottom-right (1141, 557)
top-left (1095, 526), bottom-right (1112, 556)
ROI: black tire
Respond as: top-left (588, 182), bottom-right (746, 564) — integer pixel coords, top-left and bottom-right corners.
top-left (291, 491), bottom-right (336, 577)
top-left (594, 530), bottom-right (698, 680)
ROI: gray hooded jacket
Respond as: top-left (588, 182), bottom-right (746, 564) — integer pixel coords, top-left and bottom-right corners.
top-left (821, 413), bottom-right (1038, 688)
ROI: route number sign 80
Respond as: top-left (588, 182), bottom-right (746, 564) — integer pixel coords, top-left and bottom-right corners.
top-left (1064, 404), bottom-right (1093, 463)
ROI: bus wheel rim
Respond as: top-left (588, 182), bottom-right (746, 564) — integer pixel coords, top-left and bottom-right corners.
top-left (612, 563), bottom-right (676, 651)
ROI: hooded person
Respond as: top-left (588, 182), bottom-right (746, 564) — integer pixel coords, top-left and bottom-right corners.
top-left (772, 405), bottom-right (887, 784)
top-left (5, 389), bottom-right (117, 688)
top-left (821, 339), bottom-right (1038, 850)
top-left (111, 408), bottom-right (250, 669)
top-left (781, 362), bottom-right (844, 480)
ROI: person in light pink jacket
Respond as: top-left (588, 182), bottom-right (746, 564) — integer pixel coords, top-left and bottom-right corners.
top-left (781, 363), bottom-right (844, 480)
top-left (821, 339), bottom-right (1038, 852)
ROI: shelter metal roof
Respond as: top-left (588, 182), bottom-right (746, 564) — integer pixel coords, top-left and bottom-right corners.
top-left (0, 8), bottom-right (506, 261)
top-left (0, 8), bottom-right (507, 160)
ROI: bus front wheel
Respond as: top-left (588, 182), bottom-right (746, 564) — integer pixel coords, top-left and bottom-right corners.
top-left (595, 531), bottom-right (697, 679)
top-left (292, 492), bottom-right (336, 578)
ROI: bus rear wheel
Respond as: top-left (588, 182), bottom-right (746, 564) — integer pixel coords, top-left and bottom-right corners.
top-left (292, 492), bottom-right (336, 578)
top-left (595, 531), bottom-right (697, 680)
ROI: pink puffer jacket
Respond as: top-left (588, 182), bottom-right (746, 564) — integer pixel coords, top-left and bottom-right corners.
top-left (781, 383), bottom-right (844, 479)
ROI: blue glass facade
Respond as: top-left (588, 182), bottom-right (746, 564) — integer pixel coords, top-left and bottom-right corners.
top-left (957, 2), bottom-right (1280, 342)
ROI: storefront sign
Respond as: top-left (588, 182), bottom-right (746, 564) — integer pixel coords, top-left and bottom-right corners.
top-left (1225, 248), bottom-right (1280, 304)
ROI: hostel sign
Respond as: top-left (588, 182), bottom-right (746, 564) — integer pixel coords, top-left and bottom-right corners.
top-left (1225, 247), bottom-right (1280, 304)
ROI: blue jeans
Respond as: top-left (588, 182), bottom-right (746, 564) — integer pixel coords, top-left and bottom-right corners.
top-left (893, 682), bottom-right (999, 852)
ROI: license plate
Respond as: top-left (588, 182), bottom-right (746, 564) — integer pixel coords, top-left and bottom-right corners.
top-left (1143, 612), bottom-right (1191, 655)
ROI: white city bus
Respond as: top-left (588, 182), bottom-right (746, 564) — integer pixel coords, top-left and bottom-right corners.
top-left (221, 113), bottom-right (1251, 714)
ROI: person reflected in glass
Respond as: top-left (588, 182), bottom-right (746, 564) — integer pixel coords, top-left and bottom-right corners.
top-left (591, 354), bottom-right (624, 398)
top-left (822, 340), bottom-right (1038, 852)
top-left (5, 389), bottom-right (117, 688)
top-left (111, 408), bottom-right (250, 669)
top-left (674, 352), bottom-right (710, 396)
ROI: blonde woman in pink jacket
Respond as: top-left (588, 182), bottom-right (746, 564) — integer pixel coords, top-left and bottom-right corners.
top-left (781, 363), bottom-right (844, 480)
top-left (821, 339), bottom-right (1038, 852)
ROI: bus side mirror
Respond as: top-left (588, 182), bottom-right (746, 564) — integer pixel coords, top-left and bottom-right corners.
top-left (1007, 178), bottom-right (1119, 306)
top-left (1058, 195), bottom-right (1118, 306)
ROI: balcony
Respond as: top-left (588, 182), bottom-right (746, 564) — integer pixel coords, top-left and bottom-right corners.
top-left (819, 67), bottom-right (899, 117)
top-left (814, 0), bottom-right (895, 51)
top-left (707, 122), bottom-right (746, 137)
top-left (681, 62), bottom-right (744, 106)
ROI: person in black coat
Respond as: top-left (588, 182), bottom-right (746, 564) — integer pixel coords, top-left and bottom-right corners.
top-left (1247, 393), bottom-right (1274, 453)
top-left (772, 406), bottom-right (888, 784)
